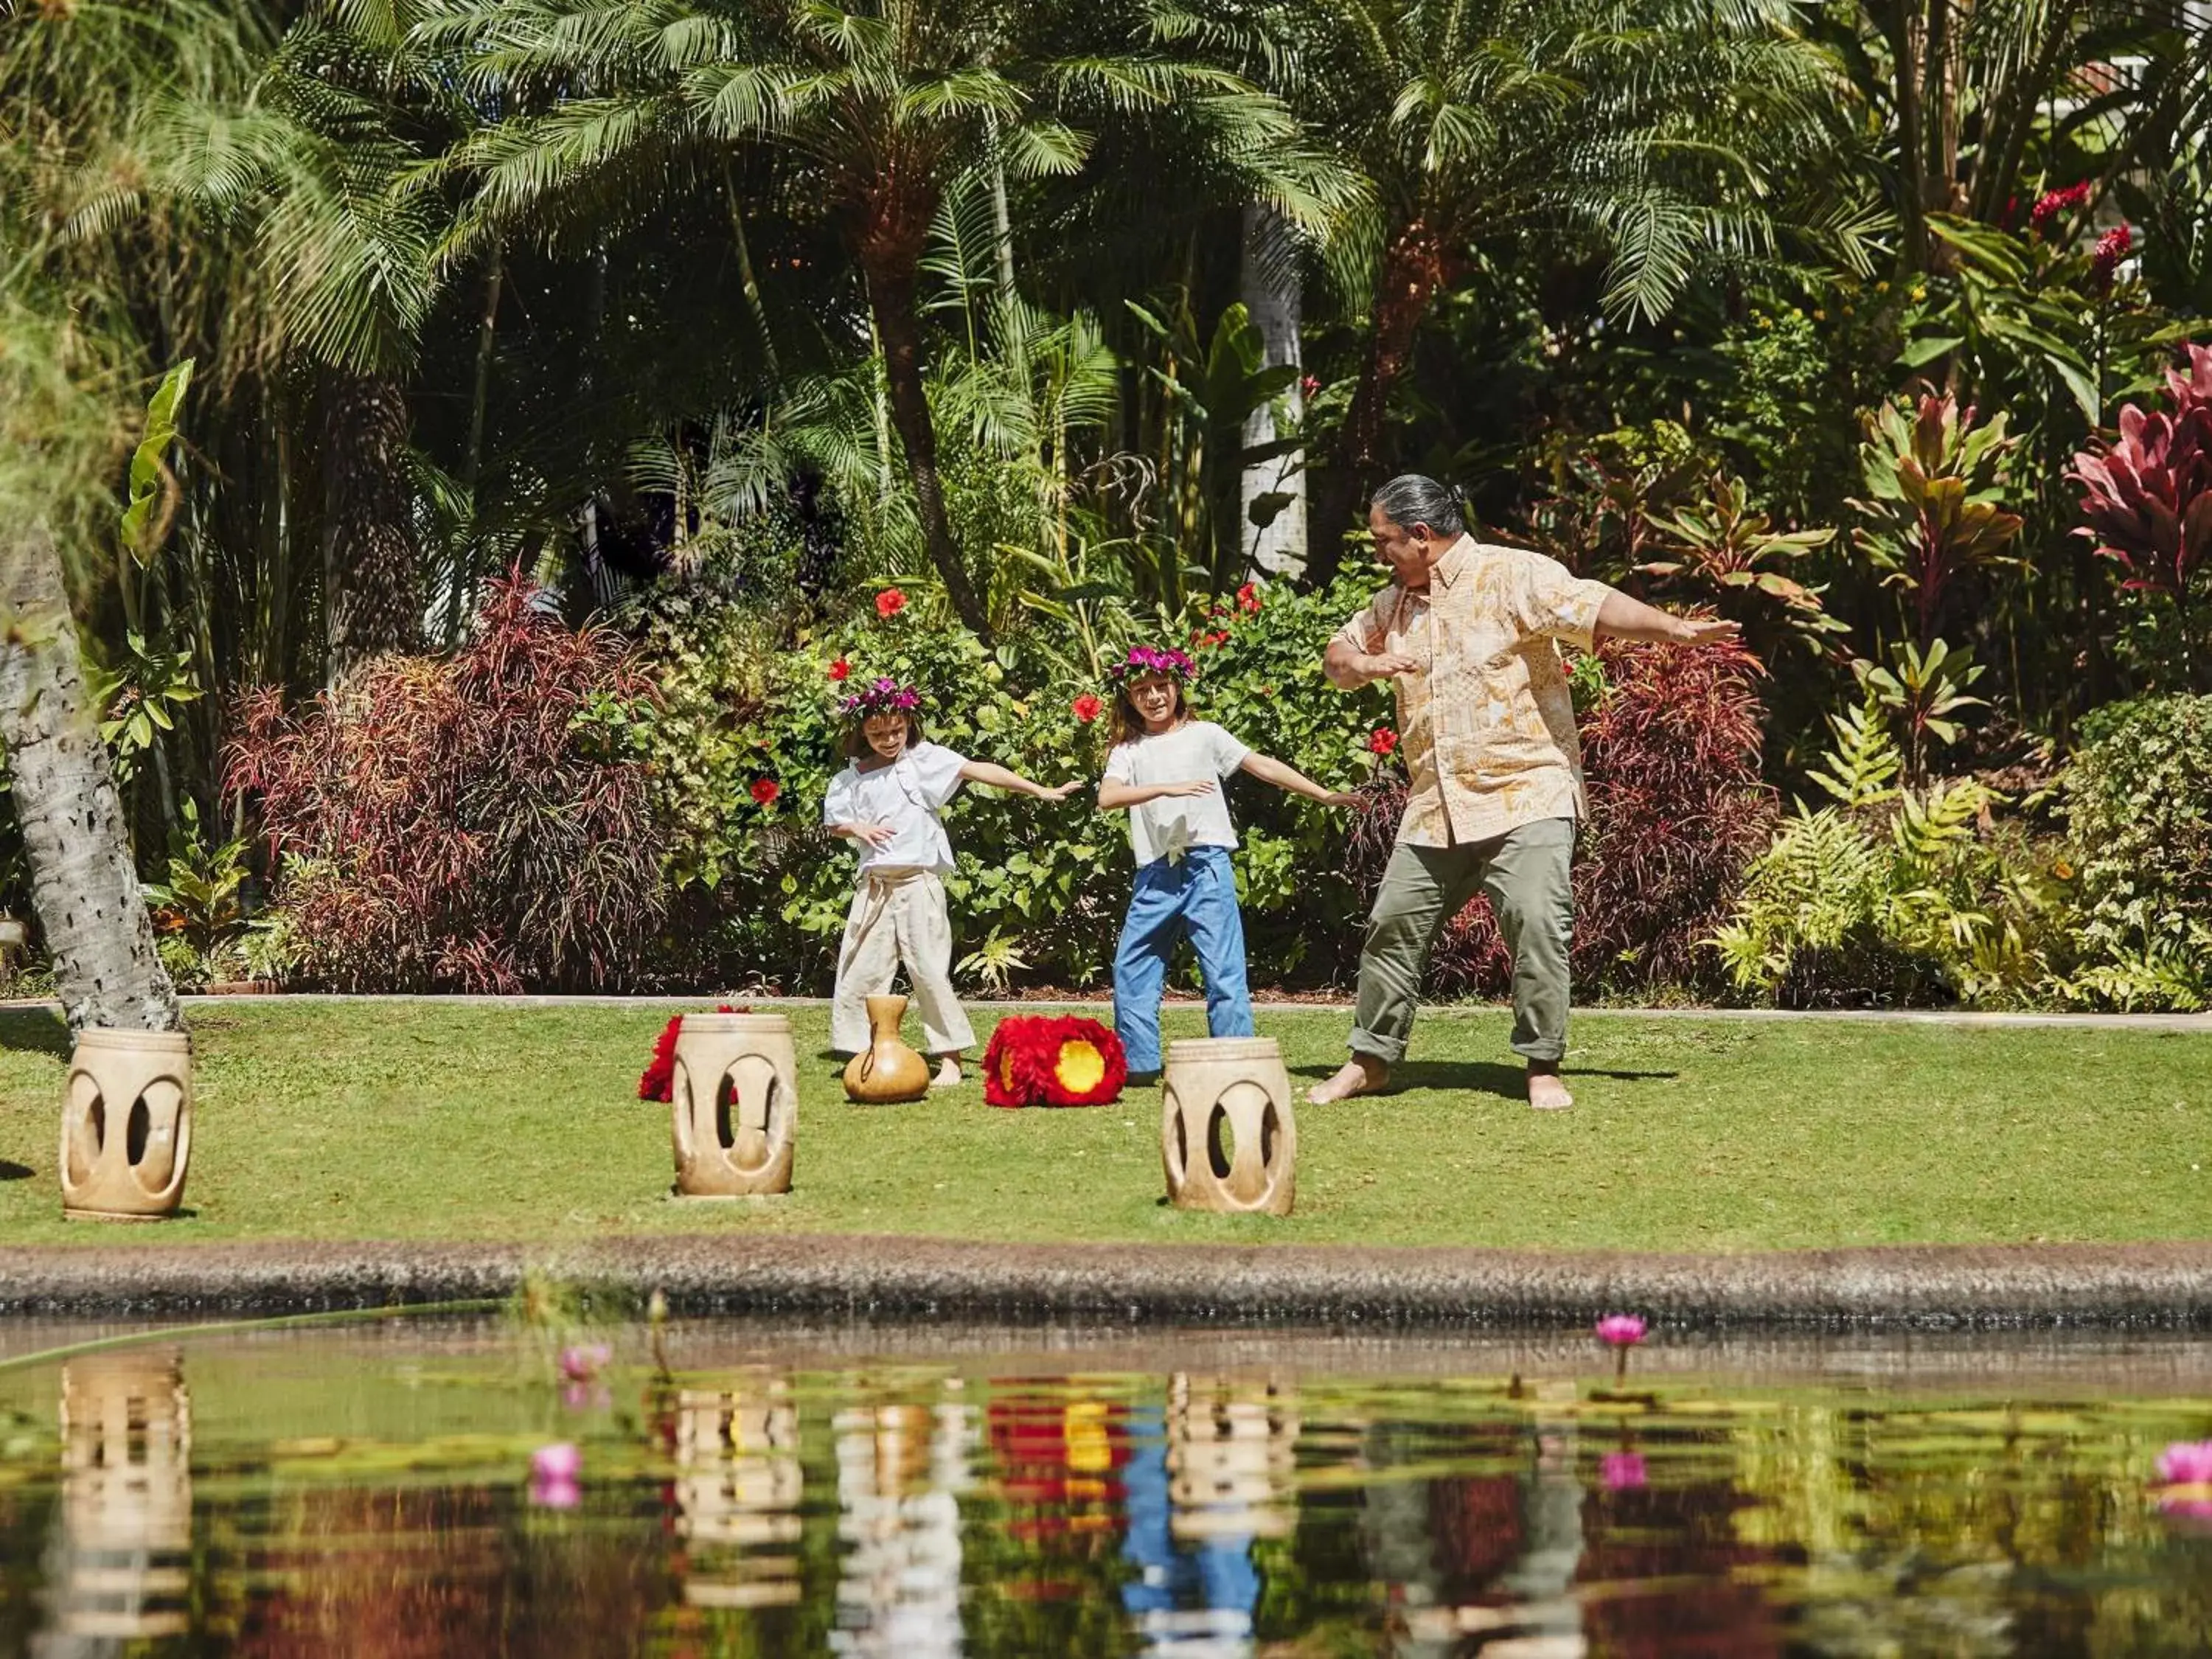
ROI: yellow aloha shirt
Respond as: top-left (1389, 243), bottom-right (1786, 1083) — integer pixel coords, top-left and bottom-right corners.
top-left (1333, 535), bottom-right (1611, 848)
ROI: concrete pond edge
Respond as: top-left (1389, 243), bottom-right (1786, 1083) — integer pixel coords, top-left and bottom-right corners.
top-left (2, 1234), bottom-right (2208, 1331)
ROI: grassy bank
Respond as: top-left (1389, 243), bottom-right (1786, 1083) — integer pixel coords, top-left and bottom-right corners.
top-left (0, 1001), bottom-right (2204, 1251)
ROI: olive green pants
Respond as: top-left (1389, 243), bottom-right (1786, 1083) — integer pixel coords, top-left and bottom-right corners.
top-left (1349, 816), bottom-right (1576, 1065)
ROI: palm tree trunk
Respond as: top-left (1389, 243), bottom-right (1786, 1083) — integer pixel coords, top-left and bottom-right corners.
top-left (1305, 220), bottom-right (1450, 588)
top-left (1239, 203), bottom-right (1306, 578)
top-left (320, 368), bottom-right (421, 686)
top-left (1886, 0), bottom-right (1929, 272)
top-left (0, 521), bottom-right (179, 1035)
top-left (857, 248), bottom-right (994, 641)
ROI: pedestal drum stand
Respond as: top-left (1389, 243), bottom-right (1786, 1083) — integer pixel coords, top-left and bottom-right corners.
top-left (60, 1029), bottom-right (193, 1221)
top-left (672, 1012), bottom-right (798, 1197)
top-left (1160, 1036), bottom-right (1297, 1216)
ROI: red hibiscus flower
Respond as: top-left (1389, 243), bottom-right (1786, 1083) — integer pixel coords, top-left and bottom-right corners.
top-left (1236, 582), bottom-right (1262, 614)
top-left (876, 588), bottom-right (907, 618)
top-left (1071, 694), bottom-right (1102, 723)
top-left (1368, 728), bottom-right (1399, 757)
top-left (751, 778), bottom-right (781, 807)
top-left (828, 658), bottom-right (851, 681)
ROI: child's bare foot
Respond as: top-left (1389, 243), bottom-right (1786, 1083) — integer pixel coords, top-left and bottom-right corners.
top-left (1528, 1065), bottom-right (1573, 1110)
top-left (1309, 1055), bottom-right (1388, 1105)
top-left (931, 1057), bottom-right (963, 1089)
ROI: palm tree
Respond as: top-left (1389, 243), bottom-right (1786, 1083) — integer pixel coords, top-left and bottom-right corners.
top-left (0, 1), bottom-right (264, 1031)
top-left (431, 0), bottom-right (1349, 639)
top-left (174, 2), bottom-right (467, 681)
top-left (1167, 0), bottom-right (1848, 585)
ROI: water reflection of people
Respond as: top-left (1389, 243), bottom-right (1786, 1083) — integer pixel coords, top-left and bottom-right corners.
top-left (672, 1377), bottom-right (803, 1610)
top-left (33, 1351), bottom-right (193, 1653)
top-left (831, 1382), bottom-right (974, 1658)
top-left (1121, 1374), bottom-right (1297, 1655)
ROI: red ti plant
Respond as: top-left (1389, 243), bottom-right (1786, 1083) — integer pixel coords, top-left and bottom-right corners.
top-left (2071, 343), bottom-right (2212, 684)
top-left (1852, 391), bottom-right (2024, 642)
top-left (223, 571), bottom-right (667, 992)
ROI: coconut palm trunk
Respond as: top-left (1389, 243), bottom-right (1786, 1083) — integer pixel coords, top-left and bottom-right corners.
top-left (856, 240), bottom-right (995, 641)
top-left (1239, 203), bottom-right (1307, 577)
top-left (1305, 220), bottom-right (1452, 588)
top-left (0, 522), bottom-right (180, 1035)
top-left (320, 369), bottom-right (422, 684)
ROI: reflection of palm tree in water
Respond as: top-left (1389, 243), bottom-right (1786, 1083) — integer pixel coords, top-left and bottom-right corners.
top-left (1121, 1375), bottom-right (1298, 1655)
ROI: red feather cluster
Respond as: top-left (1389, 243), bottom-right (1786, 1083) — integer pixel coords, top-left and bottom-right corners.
top-left (982, 1015), bottom-right (1127, 1109)
top-left (637, 1005), bottom-right (748, 1102)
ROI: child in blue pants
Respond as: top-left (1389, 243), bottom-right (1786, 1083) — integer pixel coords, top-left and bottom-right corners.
top-left (1096, 644), bottom-right (1354, 1079)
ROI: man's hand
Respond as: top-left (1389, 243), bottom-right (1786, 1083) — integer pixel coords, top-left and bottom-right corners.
top-left (1672, 616), bottom-right (1742, 647)
top-left (1360, 650), bottom-right (1422, 680)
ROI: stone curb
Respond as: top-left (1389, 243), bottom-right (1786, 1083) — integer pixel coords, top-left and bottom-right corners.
top-left (2, 1235), bottom-right (2208, 1330)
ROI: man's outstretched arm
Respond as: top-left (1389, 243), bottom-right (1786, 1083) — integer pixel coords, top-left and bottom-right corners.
top-left (1593, 590), bottom-right (1741, 647)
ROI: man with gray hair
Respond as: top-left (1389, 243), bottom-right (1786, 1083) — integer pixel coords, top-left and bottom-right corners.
top-left (1310, 474), bottom-right (1739, 1110)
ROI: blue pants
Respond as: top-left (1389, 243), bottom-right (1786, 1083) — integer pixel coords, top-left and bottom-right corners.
top-left (1113, 847), bottom-right (1254, 1074)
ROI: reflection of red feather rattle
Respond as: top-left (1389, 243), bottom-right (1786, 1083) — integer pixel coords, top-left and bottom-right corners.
top-left (983, 1015), bottom-right (1128, 1108)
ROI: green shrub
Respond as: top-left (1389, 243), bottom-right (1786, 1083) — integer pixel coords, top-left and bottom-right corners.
top-left (623, 574), bottom-right (1391, 991)
top-left (2060, 695), bottom-right (2212, 1009)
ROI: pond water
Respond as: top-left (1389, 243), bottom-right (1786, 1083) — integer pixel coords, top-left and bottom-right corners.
top-left (0, 1316), bottom-right (2206, 1656)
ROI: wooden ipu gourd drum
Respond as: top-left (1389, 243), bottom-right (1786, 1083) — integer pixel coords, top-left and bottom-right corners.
top-left (671, 1012), bottom-right (798, 1197)
top-left (842, 992), bottom-right (931, 1103)
top-left (1159, 1036), bottom-right (1297, 1216)
top-left (60, 1029), bottom-right (193, 1221)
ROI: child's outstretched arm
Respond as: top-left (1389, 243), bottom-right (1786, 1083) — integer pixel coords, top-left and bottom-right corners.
top-left (1238, 752), bottom-right (1357, 808)
top-left (959, 759), bottom-right (1082, 802)
top-left (1097, 776), bottom-right (1217, 811)
top-left (830, 819), bottom-right (897, 847)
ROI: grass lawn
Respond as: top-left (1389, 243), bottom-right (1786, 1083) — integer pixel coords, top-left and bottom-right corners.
top-left (0, 1000), bottom-right (2205, 1252)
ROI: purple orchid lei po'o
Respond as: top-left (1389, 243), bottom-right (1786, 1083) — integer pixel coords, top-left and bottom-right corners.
top-left (1105, 644), bottom-right (1197, 685)
top-left (839, 676), bottom-right (922, 717)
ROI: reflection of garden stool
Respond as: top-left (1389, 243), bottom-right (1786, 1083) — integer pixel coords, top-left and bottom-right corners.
top-left (60, 1029), bottom-right (193, 1220)
top-left (1161, 1037), bottom-right (1296, 1216)
top-left (54, 1351), bottom-right (193, 1638)
top-left (1165, 1373), bottom-right (1298, 1542)
top-left (672, 1012), bottom-right (796, 1197)
top-left (675, 1381), bottom-right (803, 1608)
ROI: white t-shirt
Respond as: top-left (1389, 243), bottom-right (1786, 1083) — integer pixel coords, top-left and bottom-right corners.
top-left (1103, 720), bottom-right (1252, 866)
top-left (822, 741), bottom-right (968, 873)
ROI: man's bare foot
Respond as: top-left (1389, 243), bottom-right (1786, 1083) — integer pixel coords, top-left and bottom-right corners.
top-left (1527, 1065), bottom-right (1573, 1110)
top-left (931, 1057), bottom-right (963, 1089)
top-left (1310, 1055), bottom-right (1388, 1105)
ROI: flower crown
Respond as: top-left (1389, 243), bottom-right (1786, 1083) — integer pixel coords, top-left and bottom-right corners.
top-left (838, 676), bottom-right (922, 718)
top-left (1105, 644), bottom-right (1196, 686)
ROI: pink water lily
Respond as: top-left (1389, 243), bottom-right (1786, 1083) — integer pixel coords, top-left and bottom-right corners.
top-left (1594, 1315), bottom-right (1647, 1346)
top-left (1600, 1451), bottom-right (1647, 1491)
top-left (2157, 1441), bottom-right (2212, 1486)
top-left (529, 1441), bottom-right (582, 1509)
top-left (560, 1343), bottom-right (611, 1383)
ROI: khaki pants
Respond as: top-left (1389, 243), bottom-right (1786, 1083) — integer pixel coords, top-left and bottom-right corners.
top-left (1349, 817), bottom-right (1575, 1065)
top-left (831, 867), bottom-right (976, 1056)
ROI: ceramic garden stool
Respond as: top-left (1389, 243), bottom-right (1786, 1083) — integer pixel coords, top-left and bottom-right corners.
top-left (672, 1012), bottom-right (798, 1197)
top-left (842, 992), bottom-right (931, 1104)
top-left (60, 1028), bottom-right (193, 1221)
top-left (1159, 1036), bottom-right (1298, 1217)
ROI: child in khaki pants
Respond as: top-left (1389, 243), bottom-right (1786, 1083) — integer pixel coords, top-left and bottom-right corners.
top-left (823, 678), bottom-right (1077, 1086)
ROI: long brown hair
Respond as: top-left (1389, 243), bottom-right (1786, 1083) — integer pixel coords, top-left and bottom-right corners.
top-left (1107, 674), bottom-right (1190, 746)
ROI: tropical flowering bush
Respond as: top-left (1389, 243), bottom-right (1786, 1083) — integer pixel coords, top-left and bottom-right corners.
top-left (223, 574), bottom-right (667, 992)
